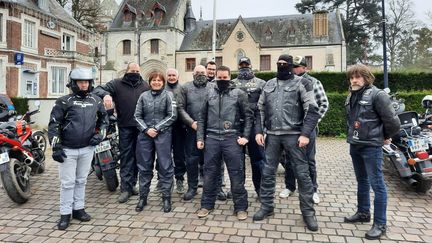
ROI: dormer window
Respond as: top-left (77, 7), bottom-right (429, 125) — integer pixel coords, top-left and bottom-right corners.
top-left (313, 10), bottom-right (329, 37)
top-left (151, 2), bottom-right (167, 27)
top-left (123, 4), bottom-right (137, 23)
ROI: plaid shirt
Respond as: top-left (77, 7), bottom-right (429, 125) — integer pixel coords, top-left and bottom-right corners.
top-left (302, 73), bottom-right (329, 121)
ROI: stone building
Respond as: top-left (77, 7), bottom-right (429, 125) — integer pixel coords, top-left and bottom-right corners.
top-left (0, 0), bottom-right (95, 98)
top-left (102, 0), bottom-right (346, 82)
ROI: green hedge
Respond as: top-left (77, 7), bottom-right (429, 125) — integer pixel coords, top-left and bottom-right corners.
top-left (10, 97), bottom-right (29, 115)
top-left (319, 91), bottom-right (431, 136)
top-left (232, 72), bottom-right (432, 92)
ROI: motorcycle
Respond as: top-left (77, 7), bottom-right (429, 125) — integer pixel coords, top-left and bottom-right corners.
top-left (90, 109), bottom-right (120, 192)
top-left (382, 91), bottom-right (432, 193)
top-left (0, 101), bottom-right (47, 203)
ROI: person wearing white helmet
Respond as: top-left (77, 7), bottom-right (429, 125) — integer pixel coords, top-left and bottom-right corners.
top-left (48, 68), bottom-right (108, 230)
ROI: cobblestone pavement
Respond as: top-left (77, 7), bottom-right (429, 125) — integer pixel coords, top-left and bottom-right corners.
top-left (0, 138), bottom-right (431, 242)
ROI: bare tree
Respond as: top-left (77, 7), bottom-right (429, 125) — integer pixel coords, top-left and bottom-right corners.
top-left (55, 0), bottom-right (103, 31)
top-left (385, 0), bottom-right (416, 70)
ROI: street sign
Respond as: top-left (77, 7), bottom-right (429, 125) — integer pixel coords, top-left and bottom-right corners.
top-left (15, 53), bottom-right (24, 65)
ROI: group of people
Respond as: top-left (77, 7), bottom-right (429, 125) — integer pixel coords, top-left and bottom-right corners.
top-left (47, 54), bottom-right (400, 240)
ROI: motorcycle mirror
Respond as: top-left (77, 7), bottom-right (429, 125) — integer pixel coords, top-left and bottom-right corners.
top-left (34, 100), bottom-right (41, 107)
top-left (383, 88), bottom-right (391, 94)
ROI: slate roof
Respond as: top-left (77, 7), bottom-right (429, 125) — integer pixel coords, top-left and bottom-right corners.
top-left (2, 0), bottom-right (86, 30)
top-left (110, 0), bottom-right (181, 30)
top-left (179, 12), bottom-right (344, 51)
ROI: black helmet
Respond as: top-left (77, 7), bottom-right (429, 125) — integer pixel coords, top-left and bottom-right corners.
top-left (67, 68), bottom-right (94, 94)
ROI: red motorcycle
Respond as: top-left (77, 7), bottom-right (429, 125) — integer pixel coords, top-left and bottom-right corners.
top-left (0, 101), bottom-right (47, 204)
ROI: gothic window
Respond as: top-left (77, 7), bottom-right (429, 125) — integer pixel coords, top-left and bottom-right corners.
top-left (150, 39), bottom-right (159, 54)
top-left (236, 49), bottom-right (245, 63)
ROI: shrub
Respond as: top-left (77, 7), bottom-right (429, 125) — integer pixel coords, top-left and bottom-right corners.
top-left (10, 97), bottom-right (29, 115)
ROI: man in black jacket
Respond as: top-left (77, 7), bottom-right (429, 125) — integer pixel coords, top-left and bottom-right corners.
top-left (344, 64), bottom-right (400, 240)
top-left (232, 57), bottom-right (266, 197)
top-left (177, 65), bottom-right (212, 201)
top-left (165, 68), bottom-right (186, 194)
top-left (93, 63), bottom-right (150, 203)
top-left (253, 55), bottom-right (321, 231)
top-left (196, 66), bottom-right (253, 221)
top-left (48, 68), bottom-right (108, 230)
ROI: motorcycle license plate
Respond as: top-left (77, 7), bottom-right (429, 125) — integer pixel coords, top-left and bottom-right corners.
top-left (95, 140), bottom-right (111, 153)
top-left (408, 138), bottom-right (429, 152)
top-left (0, 152), bottom-right (9, 165)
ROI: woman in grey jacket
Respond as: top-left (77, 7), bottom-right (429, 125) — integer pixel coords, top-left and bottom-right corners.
top-left (134, 72), bottom-right (177, 212)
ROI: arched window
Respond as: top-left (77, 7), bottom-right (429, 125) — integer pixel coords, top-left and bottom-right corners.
top-left (236, 49), bottom-right (245, 63)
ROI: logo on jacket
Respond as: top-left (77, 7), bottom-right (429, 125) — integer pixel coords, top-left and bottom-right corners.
top-left (73, 101), bottom-right (94, 108)
top-left (223, 121), bottom-right (232, 130)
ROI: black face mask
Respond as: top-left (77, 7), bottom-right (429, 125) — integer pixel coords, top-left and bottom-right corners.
top-left (238, 67), bottom-right (254, 80)
top-left (193, 74), bottom-right (207, 87)
top-left (124, 73), bottom-right (141, 85)
top-left (167, 81), bottom-right (178, 88)
top-left (277, 64), bottom-right (294, 80)
top-left (76, 90), bottom-right (88, 98)
top-left (216, 80), bottom-right (230, 92)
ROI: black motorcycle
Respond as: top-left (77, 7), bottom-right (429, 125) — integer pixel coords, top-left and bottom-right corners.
top-left (382, 91), bottom-right (432, 193)
top-left (90, 109), bottom-right (120, 192)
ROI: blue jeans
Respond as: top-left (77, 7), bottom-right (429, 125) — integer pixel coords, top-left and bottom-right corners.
top-left (349, 145), bottom-right (387, 225)
top-left (58, 146), bottom-right (94, 215)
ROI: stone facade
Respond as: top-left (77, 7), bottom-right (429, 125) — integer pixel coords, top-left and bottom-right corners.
top-left (0, 0), bottom-right (95, 98)
top-left (102, 0), bottom-right (346, 83)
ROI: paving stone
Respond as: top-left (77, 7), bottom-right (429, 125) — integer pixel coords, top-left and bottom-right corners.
top-left (0, 139), bottom-right (431, 243)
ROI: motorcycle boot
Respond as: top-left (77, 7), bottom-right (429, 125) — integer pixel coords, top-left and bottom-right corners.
top-left (57, 214), bottom-right (71, 230)
top-left (118, 191), bottom-right (131, 203)
top-left (183, 188), bottom-right (197, 201)
top-left (344, 211), bottom-right (371, 223)
top-left (365, 224), bottom-right (386, 240)
top-left (136, 196), bottom-right (147, 212)
top-left (162, 197), bottom-right (172, 212)
top-left (303, 215), bottom-right (319, 231)
top-left (252, 208), bottom-right (274, 221)
top-left (72, 209), bottom-right (91, 222)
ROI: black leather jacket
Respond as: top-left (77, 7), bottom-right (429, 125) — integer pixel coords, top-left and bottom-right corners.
top-left (346, 85), bottom-right (400, 146)
top-left (48, 93), bottom-right (108, 149)
top-left (177, 80), bottom-right (214, 127)
top-left (232, 76), bottom-right (266, 122)
top-left (197, 81), bottom-right (253, 141)
top-left (134, 90), bottom-right (177, 134)
top-left (256, 76), bottom-right (320, 137)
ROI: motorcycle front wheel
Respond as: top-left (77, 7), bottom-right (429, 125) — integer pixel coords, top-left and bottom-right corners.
top-left (32, 131), bottom-right (47, 153)
top-left (0, 158), bottom-right (31, 204)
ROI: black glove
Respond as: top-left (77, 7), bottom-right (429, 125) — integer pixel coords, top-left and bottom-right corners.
top-left (52, 144), bottom-right (67, 163)
top-left (89, 133), bottom-right (104, 146)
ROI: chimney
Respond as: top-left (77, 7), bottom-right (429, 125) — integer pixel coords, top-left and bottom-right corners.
top-left (312, 10), bottom-right (328, 37)
top-left (184, 0), bottom-right (196, 33)
top-left (38, 0), bottom-right (50, 13)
